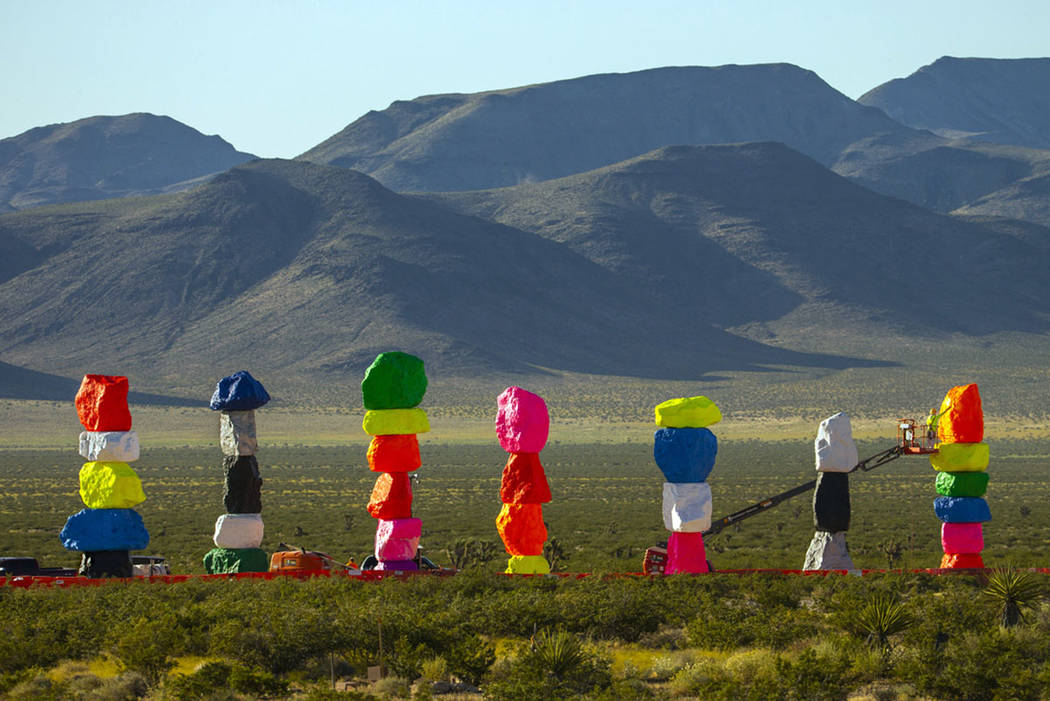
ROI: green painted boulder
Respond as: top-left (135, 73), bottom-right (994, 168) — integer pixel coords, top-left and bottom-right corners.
top-left (935, 471), bottom-right (989, 498)
top-left (203, 547), bottom-right (269, 573)
top-left (361, 352), bottom-right (427, 410)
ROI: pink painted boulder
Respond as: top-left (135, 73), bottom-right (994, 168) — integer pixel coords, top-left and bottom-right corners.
top-left (496, 387), bottom-right (549, 454)
top-left (665, 531), bottom-right (709, 574)
top-left (941, 522), bottom-right (984, 554)
top-left (375, 517), bottom-right (422, 561)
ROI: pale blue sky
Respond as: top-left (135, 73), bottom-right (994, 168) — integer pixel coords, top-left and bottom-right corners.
top-left (3, 0), bottom-right (1047, 158)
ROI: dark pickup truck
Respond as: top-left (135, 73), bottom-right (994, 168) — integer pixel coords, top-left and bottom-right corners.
top-left (0, 557), bottom-right (79, 578)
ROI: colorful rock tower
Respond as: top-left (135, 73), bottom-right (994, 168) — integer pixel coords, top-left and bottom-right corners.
top-left (654, 396), bottom-right (721, 574)
top-left (61, 375), bottom-right (149, 577)
top-left (931, 383), bottom-right (990, 569)
top-left (203, 371), bottom-right (270, 574)
top-left (362, 352), bottom-right (429, 572)
top-left (804, 412), bottom-right (859, 570)
top-left (495, 387), bottom-right (552, 575)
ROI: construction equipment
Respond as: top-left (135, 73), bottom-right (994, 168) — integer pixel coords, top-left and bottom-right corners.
top-left (270, 543), bottom-right (359, 573)
top-left (704, 418), bottom-right (938, 537)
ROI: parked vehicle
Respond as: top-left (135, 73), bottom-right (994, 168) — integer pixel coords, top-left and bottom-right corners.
top-left (131, 555), bottom-right (171, 576)
top-left (0, 557), bottom-right (79, 578)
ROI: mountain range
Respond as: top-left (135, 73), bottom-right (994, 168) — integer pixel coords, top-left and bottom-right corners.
top-left (1, 57), bottom-right (1048, 399)
top-left (0, 113), bottom-right (255, 211)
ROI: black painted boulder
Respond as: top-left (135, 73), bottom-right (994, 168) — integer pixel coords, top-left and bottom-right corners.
top-left (813, 471), bottom-right (851, 532)
top-left (79, 550), bottom-right (133, 578)
top-left (223, 456), bottom-right (263, 514)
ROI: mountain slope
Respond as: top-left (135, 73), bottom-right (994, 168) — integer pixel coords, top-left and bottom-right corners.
top-left (859, 57), bottom-right (1050, 149)
top-left (299, 64), bottom-right (912, 192)
top-left (0, 113), bottom-right (255, 211)
top-left (428, 143), bottom-right (1050, 340)
top-left (0, 158), bottom-right (873, 388)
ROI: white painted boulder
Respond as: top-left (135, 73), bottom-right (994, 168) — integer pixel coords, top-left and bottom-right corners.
top-left (662, 482), bottom-right (713, 533)
top-left (814, 412), bottom-right (859, 473)
top-left (78, 431), bottom-right (140, 462)
top-left (213, 513), bottom-right (264, 549)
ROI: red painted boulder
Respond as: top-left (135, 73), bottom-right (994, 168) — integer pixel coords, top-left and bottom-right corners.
top-left (366, 434), bottom-right (421, 473)
top-left (495, 387), bottom-right (549, 453)
top-left (937, 384), bottom-right (984, 444)
top-left (500, 453), bottom-right (551, 504)
top-left (75, 375), bottom-right (132, 431)
top-left (367, 472), bottom-right (413, 519)
top-left (496, 503), bottom-right (547, 556)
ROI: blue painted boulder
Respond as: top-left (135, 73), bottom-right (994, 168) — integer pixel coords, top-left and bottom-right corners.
top-left (653, 428), bottom-right (717, 483)
top-left (210, 371), bottom-right (271, 411)
top-left (933, 496), bottom-right (991, 523)
top-left (60, 508), bottom-right (150, 551)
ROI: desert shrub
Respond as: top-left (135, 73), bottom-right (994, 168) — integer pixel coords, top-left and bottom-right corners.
top-left (485, 630), bottom-right (613, 700)
top-left (685, 596), bottom-right (819, 650)
top-left (984, 567), bottom-right (1045, 627)
top-left (111, 613), bottom-right (184, 685)
top-left (370, 675), bottom-right (410, 699)
top-left (80, 673), bottom-right (149, 701)
top-left (166, 660), bottom-right (286, 700)
top-left (772, 648), bottom-right (853, 701)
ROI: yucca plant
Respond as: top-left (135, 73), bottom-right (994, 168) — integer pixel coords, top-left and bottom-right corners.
top-left (851, 593), bottom-right (913, 649)
top-left (984, 567), bottom-right (1045, 627)
top-left (531, 630), bottom-right (586, 679)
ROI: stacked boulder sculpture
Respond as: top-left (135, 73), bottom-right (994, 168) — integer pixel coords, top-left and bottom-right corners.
top-left (495, 387), bottom-right (552, 574)
top-left (654, 397), bottom-right (721, 574)
top-left (61, 375), bottom-right (149, 577)
top-left (362, 352), bottom-right (429, 572)
top-left (203, 371), bottom-right (270, 574)
top-left (804, 412), bottom-right (859, 570)
top-left (931, 383), bottom-right (990, 569)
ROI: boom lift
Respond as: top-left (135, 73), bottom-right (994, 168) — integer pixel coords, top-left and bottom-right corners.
top-left (642, 418), bottom-right (939, 573)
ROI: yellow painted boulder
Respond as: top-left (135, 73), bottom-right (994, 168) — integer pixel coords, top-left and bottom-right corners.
top-left (655, 396), bottom-right (722, 428)
top-left (79, 461), bottom-right (145, 509)
top-left (930, 442), bottom-right (989, 472)
top-left (362, 408), bottom-right (430, 436)
top-left (505, 555), bottom-right (551, 575)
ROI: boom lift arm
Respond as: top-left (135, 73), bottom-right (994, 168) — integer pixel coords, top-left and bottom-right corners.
top-left (703, 445), bottom-right (904, 536)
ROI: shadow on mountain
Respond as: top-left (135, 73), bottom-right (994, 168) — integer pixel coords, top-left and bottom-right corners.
top-left (0, 361), bottom-right (199, 406)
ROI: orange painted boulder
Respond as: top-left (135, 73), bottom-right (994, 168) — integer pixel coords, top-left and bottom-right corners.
top-left (496, 503), bottom-right (547, 556)
top-left (500, 453), bottom-right (551, 504)
top-left (75, 375), bottom-right (132, 431)
top-left (366, 434), bottom-right (421, 473)
top-left (940, 552), bottom-right (985, 569)
top-left (937, 384), bottom-right (983, 444)
top-left (367, 472), bottom-right (413, 519)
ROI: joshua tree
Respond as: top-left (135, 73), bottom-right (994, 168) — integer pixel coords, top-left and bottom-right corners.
top-left (984, 567), bottom-right (1045, 627)
top-left (878, 539), bottom-right (904, 568)
top-left (544, 538), bottom-right (566, 572)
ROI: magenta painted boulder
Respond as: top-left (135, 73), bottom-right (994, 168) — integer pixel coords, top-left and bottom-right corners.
top-left (941, 522), bottom-right (984, 554)
top-left (665, 531), bottom-right (709, 574)
top-left (496, 387), bottom-right (550, 453)
top-left (375, 517), bottom-right (422, 561)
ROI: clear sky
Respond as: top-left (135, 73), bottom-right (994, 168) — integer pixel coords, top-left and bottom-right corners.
top-left (3, 0), bottom-right (1047, 158)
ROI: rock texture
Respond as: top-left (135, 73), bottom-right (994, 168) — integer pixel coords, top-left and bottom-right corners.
top-left (213, 513), bottom-right (264, 549)
top-left (803, 531), bottom-right (855, 570)
top-left (362, 408), bottom-right (430, 436)
top-left (78, 431), bottom-right (140, 462)
top-left (222, 456), bottom-right (263, 514)
top-left (930, 442), bottom-right (990, 472)
top-left (935, 471), bottom-right (989, 498)
top-left (210, 371), bottom-right (271, 411)
top-left (366, 434), bottom-right (422, 472)
top-left (220, 411), bottom-right (258, 456)
top-left (203, 547), bottom-right (269, 574)
top-left (496, 503), bottom-right (547, 556)
top-left (60, 508), bottom-right (149, 552)
top-left (78, 461), bottom-right (146, 509)
top-left (500, 453), bottom-right (551, 504)
top-left (654, 396), bottom-right (722, 429)
top-left (79, 550), bottom-right (133, 578)
top-left (934, 496), bottom-right (991, 523)
top-left (367, 472), bottom-right (413, 519)
top-left (662, 482), bottom-right (713, 533)
top-left (937, 383), bottom-right (984, 444)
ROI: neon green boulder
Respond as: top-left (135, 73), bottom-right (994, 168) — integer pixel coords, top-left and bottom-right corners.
top-left (930, 443), bottom-right (989, 472)
top-left (935, 471), bottom-right (989, 497)
top-left (505, 555), bottom-right (551, 575)
top-left (362, 408), bottom-right (430, 436)
top-left (78, 461), bottom-right (145, 509)
top-left (655, 396), bottom-right (722, 428)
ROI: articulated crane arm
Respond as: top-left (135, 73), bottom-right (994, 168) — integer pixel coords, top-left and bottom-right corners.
top-left (703, 445), bottom-right (903, 537)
